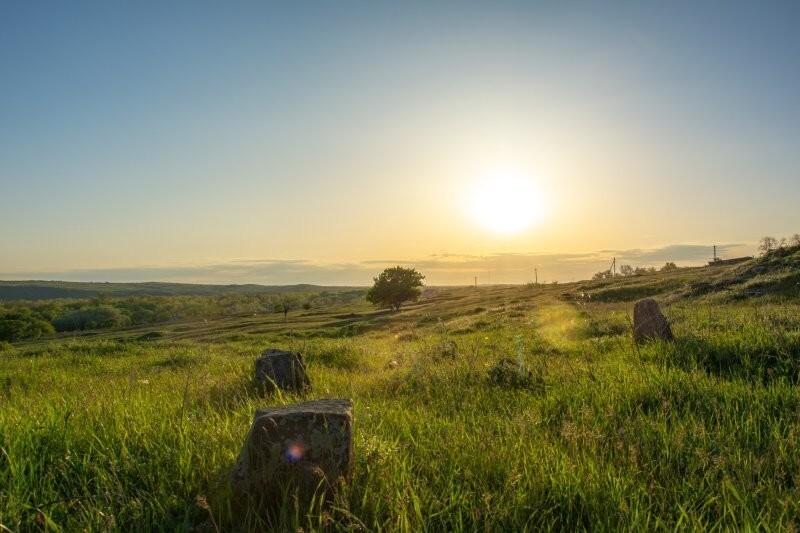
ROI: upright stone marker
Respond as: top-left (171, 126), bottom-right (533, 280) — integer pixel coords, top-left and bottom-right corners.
top-left (254, 348), bottom-right (311, 393)
top-left (633, 298), bottom-right (673, 342)
top-left (232, 399), bottom-right (354, 505)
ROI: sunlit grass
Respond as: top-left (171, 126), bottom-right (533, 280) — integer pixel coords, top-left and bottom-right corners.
top-left (1, 285), bottom-right (800, 530)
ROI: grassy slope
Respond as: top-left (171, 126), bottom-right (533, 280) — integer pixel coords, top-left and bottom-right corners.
top-left (1, 251), bottom-right (799, 531)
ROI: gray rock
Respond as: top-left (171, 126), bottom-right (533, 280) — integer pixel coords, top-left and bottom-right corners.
top-left (633, 299), bottom-right (673, 342)
top-left (254, 349), bottom-right (311, 393)
top-left (232, 399), bottom-right (354, 505)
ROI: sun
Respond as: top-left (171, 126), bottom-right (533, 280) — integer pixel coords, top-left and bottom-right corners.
top-left (468, 172), bottom-right (543, 234)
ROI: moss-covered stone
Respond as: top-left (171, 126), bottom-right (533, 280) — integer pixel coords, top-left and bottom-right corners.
top-left (254, 348), bottom-right (311, 393)
top-left (633, 298), bottom-right (673, 343)
top-left (232, 399), bottom-right (353, 506)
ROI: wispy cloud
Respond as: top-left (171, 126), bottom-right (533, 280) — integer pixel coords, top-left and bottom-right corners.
top-left (614, 243), bottom-right (751, 264)
top-left (0, 260), bottom-right (373, 286)
top-left (1, 242), bottom-right (756, 286)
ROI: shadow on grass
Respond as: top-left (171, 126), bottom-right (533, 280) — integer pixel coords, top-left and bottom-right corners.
top-left (200, 463), bottom-right (360, 532)
top-left (645, 333), bottom-right (800, 384)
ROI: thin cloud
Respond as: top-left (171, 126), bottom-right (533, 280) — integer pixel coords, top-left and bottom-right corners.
top-left (614, 243), bottom-right (748, 264)
top-left (359, 259), bottom-right (418, 265)
top-left (0, 242), bottom-right (756, 286)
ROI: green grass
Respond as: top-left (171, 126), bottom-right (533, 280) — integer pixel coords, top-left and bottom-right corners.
top-left (2, 266), bottom-right (800, 530)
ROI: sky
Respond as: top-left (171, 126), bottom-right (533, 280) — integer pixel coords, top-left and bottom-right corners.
top-left (1, 1), bottom-right (799, 285)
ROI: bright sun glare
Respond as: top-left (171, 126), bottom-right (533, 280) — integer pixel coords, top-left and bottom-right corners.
top-left (469, 173), bottom-right (543, 234)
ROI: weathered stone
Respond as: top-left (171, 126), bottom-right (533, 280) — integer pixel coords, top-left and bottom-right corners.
top-left (254, 349), bottom-right (311, 393)
top-left (231, 399), bottom-right (353, 505)
top-left (633, 299), bottom-right (673, 342)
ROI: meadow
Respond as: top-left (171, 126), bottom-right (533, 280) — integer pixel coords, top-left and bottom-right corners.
top-left (1, 250), bottom-right (799, 531)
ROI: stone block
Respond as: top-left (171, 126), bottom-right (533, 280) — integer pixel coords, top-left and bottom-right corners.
top-left (633, 298), bottom-right (673, 342)
top-left (232, 399), bottom-right (354, 505)
top-left (254, 348), bottom-right (311, 393)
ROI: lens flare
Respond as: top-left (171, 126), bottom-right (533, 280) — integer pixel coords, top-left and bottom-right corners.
top-left (285, 442), bottom-right (305, 463)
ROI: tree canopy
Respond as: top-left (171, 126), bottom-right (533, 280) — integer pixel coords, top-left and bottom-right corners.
top-left (0, 308), bottom-right (54, 342)
top-left (0, 289), bottom-right (368, 342)
top-left (759, 236), bottom-right (778, 255)
top-left (366, 266), bottom-right (425, 311)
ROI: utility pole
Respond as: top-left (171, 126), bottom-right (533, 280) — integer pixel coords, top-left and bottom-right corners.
top-left (713, 245), bottom-right (718, 262)
top-left (474, 276), bottom-right (477, 288)
top-left (535, 268), bottom-right (538, 285)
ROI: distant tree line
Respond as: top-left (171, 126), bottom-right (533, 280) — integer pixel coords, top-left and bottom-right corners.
top-left (592, 262), bottom-right (678, 281)
top-left (758, 234), bottom-right (800, 255)
top-left (0, 289), bottom-right (366, 342)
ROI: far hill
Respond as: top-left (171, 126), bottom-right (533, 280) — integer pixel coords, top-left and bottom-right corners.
top-left (0, 280), bottom-right (363, 302)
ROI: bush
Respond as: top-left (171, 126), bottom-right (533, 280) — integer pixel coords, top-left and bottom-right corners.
top-left (431, 339), bottom-right (457, 359)
top-left (592, 269), bottom-right (613, 280)
top-left (759, 236), bottom-right (778, 255)
top-left (488, 358), bottom-right (542, 390)
top-left (52, 305), bottom-right (130, 332)
top-left (0, 309), bottom-right (55, 341)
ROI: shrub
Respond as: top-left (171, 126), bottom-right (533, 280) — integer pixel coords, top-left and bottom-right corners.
top-left (433, 339), bottom-right (458, 359)
top-left (592, 269), bottom-right (613, 280)
top-left (488, 358), bottom-right (544, 390)
top-left (52, 305), bottom-right (130, 332)
top-left (0, 309), bottom-right (55, 341)
top-left (759, 236), bottom-right (778, 255)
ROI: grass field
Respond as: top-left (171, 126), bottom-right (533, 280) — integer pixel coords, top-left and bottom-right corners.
top-left (1, 252), bottom-right (800, 530)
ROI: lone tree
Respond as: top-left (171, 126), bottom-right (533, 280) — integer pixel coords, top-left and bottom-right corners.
top-left (273, 295), bottom-right (296, 321)
top-left (758, 236), bottom-right (778, 255)
top-left (366, 266), bottom-right (425, 311)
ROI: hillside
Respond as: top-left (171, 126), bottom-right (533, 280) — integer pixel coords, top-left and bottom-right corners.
top-left (1, 249), bottom-right (799, 530)
top-left (4, 243), bottom-right (797, 305)
top-left (0, 280), bottom-right (362, 302)
top-left (570, 245), bottom-right (800, 304)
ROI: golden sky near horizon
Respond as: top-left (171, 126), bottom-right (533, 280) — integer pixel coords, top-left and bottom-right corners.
top-left (1, 3), bottom-right (798, 284)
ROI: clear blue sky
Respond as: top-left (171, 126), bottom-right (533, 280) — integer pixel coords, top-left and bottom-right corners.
top-left (2, 1), bottom-right (799, 284)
